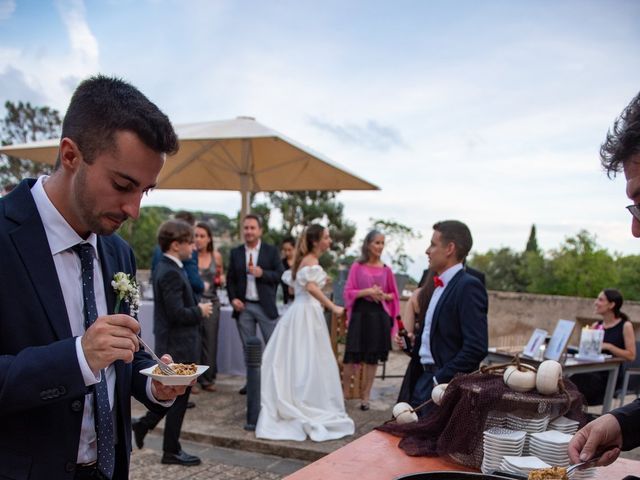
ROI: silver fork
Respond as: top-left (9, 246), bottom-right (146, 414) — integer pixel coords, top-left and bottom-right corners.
top-left (567, 453), bottom-right (604, 477)
top-left (137, 335), bottom-right (176, 375)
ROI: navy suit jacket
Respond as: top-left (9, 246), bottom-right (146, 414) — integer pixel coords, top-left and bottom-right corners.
top-left (398, 268), bottom-right (488, 402)
top-left (226, 242), bottom-right (284, 319)
top-left (0, 179), bottom-right (165, 479)
top-left (152, 255), bottom-right (202, 362)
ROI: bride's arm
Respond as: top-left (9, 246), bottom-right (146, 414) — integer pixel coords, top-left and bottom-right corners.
top-left (306, 281), bottom-right (343, 316)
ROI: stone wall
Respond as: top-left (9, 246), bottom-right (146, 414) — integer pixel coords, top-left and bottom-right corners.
top-left (487, 291), bottom-right (640, 348)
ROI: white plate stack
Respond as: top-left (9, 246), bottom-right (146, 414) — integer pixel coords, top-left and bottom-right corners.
top-left (548, 416), bottom-right (580, 435)
top-left (529, 430), bottom-right (572, 468)
top-left (498, 455), bottom-right (551, 476)
top-left (481, 427), bottom-right (526, 474)
top-left (506, 411), bottom-right (549, 454)
top-left (484, 410), bottom-right (506, 430)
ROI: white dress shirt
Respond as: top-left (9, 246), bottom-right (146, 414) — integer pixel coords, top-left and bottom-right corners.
top-left (419, 263), bottom-right (464, 366)
top-left (244, 241), bottom-right (261, 301)
top-left (31, 175), bottom-right (163, 464)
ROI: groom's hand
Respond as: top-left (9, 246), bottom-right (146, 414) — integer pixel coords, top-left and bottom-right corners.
top-left (81, 314), bottom-right (140, 373)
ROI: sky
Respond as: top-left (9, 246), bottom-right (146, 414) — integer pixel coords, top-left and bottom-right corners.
top-left (1, 0), bottom-right (640, 279)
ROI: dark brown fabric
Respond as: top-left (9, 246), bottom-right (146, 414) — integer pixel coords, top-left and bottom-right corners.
top-left (379, 371), bottom-right (588, 468)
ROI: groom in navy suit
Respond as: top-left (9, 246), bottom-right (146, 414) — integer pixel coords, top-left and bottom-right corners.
top-left (0, 76), bottom-right (186, 479)
top-left (403, 220), bottom-right (488, 414)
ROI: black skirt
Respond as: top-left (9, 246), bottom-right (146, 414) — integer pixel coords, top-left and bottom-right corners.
top-left (343, 298), bottom-right (392, 364)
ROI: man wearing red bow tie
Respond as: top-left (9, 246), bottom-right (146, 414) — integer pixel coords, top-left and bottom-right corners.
top-left (397, 220), bottom-right (488, 414)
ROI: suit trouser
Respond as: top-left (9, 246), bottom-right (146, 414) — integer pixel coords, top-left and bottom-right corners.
top-left (236, 301), bottom-right (278, 350)
top-left (410, 364), bottom-right (438, 417)
top-left (138, 387), bottom-right (191, 453)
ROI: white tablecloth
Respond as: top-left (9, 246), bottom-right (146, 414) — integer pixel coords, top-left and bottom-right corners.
top-left (138, 300), bottom-right (249, 376)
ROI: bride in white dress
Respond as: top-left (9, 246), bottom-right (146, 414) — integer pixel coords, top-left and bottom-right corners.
top-left (256, 224), bottom-right (355, 442)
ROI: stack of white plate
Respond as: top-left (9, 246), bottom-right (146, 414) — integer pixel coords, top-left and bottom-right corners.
top-left (548, 416), bottom-right (580, 435)
top-left (529, 430), bottom-right (572, 467)
top-left (571, 467), bottom-right (598, 479)
top-left (484, 410), bottom-right (506, 430)
top-left (480, 427), bottom-right (526, 474)
top-left (506, 411), bottom-right (549, 454)
top-left (498, 455), bottom-right (551, 476)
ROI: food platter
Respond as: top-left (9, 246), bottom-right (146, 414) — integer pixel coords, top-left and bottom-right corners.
top-left (140, 364), bottom-right (209, 385)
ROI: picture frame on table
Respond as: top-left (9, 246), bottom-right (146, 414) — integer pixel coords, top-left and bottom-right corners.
top-left (522, 328), bottom-right (548, 359)
top-left (544, 319), bottom-right (576, 362)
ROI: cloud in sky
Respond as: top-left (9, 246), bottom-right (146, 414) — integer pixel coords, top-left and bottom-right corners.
top-left (308, 117), bottom-right (406, 152)
top-left (0, 0), bottom-right (15, 20)
top-left (1, 0), bottom-right (639, 280)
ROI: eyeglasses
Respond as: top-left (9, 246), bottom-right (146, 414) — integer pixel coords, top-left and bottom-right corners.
top-left (627, 204), bottom-right (640, 221)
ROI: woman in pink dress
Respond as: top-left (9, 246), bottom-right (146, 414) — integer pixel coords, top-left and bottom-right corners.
top-left (342, 230), bottom-right (400, 410)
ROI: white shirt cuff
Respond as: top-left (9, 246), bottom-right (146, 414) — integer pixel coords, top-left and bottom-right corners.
top-left (75, 336), bottom-right (100, 386)
top-left (146, 378), bottom-right (175, 407)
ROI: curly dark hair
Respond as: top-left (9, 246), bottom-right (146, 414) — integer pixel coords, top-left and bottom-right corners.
top-left (600, 91), bottom-right (640, 178)
top-left (56, 75), bottom-right (178, 167)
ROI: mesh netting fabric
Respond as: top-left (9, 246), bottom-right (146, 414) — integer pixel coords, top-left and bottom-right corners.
top-left (377, 371), bottom-right (587, 469)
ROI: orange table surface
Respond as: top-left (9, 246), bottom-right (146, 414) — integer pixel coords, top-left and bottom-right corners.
top-left (284, 430), bottom-right (640, 479)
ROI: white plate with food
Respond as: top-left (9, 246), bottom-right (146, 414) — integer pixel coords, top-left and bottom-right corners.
top-left (140, 364), bottom-right (209, 385)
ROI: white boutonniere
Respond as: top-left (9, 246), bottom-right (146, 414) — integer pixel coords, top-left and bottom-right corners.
top-left (111, 272), bottom-right (140, 316)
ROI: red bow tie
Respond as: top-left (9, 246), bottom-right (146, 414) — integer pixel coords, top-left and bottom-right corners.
top-left (433, 275), bottom-right (444, 288)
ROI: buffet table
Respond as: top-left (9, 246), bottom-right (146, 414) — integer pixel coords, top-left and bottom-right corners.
top-left (138, 300), bottom-right (254, 376)
top-left (284, 430), bottom-right (640, 479)
top-left (484, 348), bottom-right (623, 413)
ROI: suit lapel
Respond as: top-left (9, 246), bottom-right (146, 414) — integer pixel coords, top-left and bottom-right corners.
top-left (430, 269), bottom-right (464, 336)
top-left (7, 182), bottom-right (71, 340)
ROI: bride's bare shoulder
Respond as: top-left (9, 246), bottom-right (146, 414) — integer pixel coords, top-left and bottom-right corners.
top-left (298, 255), bottom-right (319, 268)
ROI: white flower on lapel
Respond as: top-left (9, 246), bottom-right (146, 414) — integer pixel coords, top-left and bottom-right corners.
top-left (111, 272), bottom-right (140, 317)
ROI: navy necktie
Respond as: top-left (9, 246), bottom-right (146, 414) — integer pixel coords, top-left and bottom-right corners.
top-left (72, 243), bottom-right (115, 479)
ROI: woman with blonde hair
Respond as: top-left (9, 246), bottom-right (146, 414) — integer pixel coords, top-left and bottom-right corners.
top-left (256, 224), bottom-right (355, 442)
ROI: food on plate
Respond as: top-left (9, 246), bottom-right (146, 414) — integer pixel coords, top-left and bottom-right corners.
top-left (152, 363), bottom-right (197, 376)
top-left (527, 466), bottom-right (568, 480)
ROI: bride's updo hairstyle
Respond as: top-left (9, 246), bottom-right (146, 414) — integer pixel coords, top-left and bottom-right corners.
top-left (292, 224), bottom-right (325, 279)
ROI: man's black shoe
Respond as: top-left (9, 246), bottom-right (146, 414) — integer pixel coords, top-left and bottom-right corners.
top-left (186, 401), bottom-right (196, 409)
top-left (131, 417), bottom-right (147, 449)
top-left (161, 450), bottom-right (201, 466)
top-left (238, 385), bottom-right (247, 395)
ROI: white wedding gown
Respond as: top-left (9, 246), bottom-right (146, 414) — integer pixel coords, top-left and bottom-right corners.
top-left (255, 265), bottom-right (355, 442)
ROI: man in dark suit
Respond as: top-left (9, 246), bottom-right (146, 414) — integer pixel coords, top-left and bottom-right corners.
top-left (226, 214), bottom-right (284, 392)
top-left (0, 75), bottom-right (186, 479)
top-left (397, 220), bottom-right (488, 415)
top-left (568, 91), bottom-right (640, 468)
top-left (134, 220), bottom-right (212, 466)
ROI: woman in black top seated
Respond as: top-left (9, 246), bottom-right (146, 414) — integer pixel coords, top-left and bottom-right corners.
top-left (572, 288), bottom-right (637, 405)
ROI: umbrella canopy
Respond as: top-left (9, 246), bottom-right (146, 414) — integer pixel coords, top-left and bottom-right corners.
top-left (0, 116), bottom-right (378, 215)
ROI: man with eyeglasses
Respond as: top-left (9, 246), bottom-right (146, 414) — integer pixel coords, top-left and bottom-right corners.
top-left (568, 92), bottom-right (640, 472)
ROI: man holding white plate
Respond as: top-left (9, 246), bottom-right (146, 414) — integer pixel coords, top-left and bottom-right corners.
top-left (134, 219), bottom-right (212, 466)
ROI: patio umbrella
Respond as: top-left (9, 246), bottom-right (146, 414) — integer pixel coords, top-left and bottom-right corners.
top-left (0, 116), bottom-right (378, 215)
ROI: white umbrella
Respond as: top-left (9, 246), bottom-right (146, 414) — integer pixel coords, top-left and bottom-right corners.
top-left (0, 116), bottom-right (378, 215)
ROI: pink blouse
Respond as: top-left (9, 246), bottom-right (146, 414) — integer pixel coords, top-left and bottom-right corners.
top-left (343, 262), bottom-right (400, 327)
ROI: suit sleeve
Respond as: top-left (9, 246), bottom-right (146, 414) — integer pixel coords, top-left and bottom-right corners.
top-left (437, 279), bottom-right (488, 382)
top-left (157, 269), bottom-right (202, 326)
top-left (183, 253), bottom-right (204, 295)
top-left (611, 398), bottom-right (640, 450)
top-left (258, 246), bottom-right (284, 286)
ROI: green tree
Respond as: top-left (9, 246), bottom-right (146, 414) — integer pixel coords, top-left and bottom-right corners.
top-left (546, 230), bottom-right (617, 298)
top-left (369, 218), bottom-right (421, 274)
top-left (614, 254), bottom-right (640, 301)
top-left (469, 247), bottom-right (528, 291)
top-left (118, 206), bottom-right (172, 269)
top-left (525, 224), bottom-right (539, 253)
top-left (0, 101), bottom-right (61, 186)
